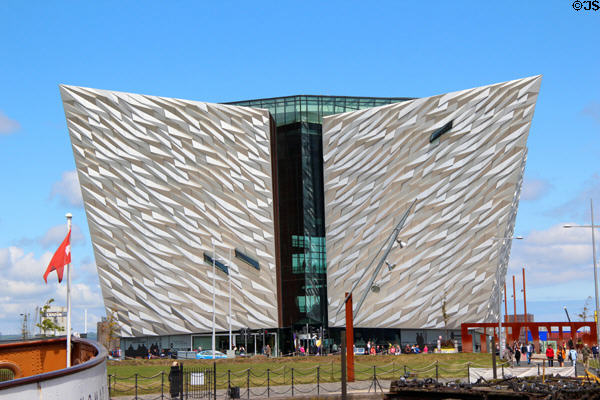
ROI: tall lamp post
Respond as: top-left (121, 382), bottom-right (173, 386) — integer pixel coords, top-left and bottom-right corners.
top-left (563, 199), bottom-right (600, 348)
top-left (210, 245), bottom-right (234, 359)
top-left (492, 236), bottom-right (523, 358)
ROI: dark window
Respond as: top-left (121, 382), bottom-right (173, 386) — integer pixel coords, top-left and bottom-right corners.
top-left (235, 249), bottom-right (260, 270)
top-left (430, 120), bottom-right (453, 143)
top-left (203, 253), bottom-right (228, 275)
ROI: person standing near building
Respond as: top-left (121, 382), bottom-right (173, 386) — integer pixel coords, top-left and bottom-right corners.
top-left (569, 347), bottom-right (578, 367)
top-left (546, 344), bottom-right (554, 367)
top-left (557, 345), bottom-right (565, 367)
top-left (514, 343), bottom-right (521, 366)
top-left (582, 344), bottom-right (591, 369)
top-left (526, 342), bottom-right (533, 364)
top-left (169, 361), bottom-right (183, 399)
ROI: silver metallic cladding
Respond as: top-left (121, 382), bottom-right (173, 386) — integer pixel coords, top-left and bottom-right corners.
top-left (323, 76), bottom-right (541, 329)
top-left (60, 85), bottom-right (278, 337)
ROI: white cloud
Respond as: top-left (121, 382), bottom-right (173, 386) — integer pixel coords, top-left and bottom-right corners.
top-left (50, 170), bottom-right (83, 207)
top-left (38, 223), bottom-right (85, 248)
top-left (0, 111), bottom-right (20, 134)
top-left (550, 174), bottom-right (600, 220)
top-left (521, 178), bottom-right (551, 201)
top-left (0, 245), bottom-right (104, 335)
top-left (508, 223), bottom-right (598, 289)
top-left (582, 102), bottom-right (600, 124)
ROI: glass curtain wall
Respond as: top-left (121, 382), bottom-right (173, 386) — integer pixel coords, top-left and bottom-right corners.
top-left (227, 96), bottom-right (411, 330)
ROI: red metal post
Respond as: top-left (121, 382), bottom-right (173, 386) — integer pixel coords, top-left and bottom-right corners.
top-left (522, 268), bottom-right (528, 343)
top-left (513, 275), bottom-right (517, 323)
top-left (504, 281), bottom-right (508, 322)
top-left (345, 292), bottom-right (355, 382)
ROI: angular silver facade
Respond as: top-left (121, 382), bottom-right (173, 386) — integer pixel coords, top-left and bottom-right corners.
top-left (324, 76), bottom-right (541, 329)
top-left (60, 85), bottom-right (278, 337)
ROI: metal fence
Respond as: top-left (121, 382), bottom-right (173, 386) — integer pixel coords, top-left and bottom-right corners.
top-left (107, 360), bottom-right (506, 399)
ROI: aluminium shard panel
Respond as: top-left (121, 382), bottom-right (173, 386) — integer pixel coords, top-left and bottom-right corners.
top-left (323, 76), bottom-right (541, 329)
top-left (60, 85), bottom-right (278, 337)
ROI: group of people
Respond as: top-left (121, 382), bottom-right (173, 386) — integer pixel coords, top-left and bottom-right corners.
top-left (503, 342), bottom-right (534, 365)
top-left (545, 343), bottom-right (595, 367)
top-left (361, 341), bottom-right (431, 355)
top-left (503, 340), bottom-right (599, 368)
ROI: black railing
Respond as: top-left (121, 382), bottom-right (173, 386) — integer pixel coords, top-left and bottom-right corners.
top-left (0, 369), bottom-right (14, 382)
top-left (107, 360), bottom-right (501, 399)
top-left (109, 359), bottom-right (587, 399)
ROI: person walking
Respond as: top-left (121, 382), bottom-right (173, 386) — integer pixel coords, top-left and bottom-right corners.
top-left (569, 347), bottom-right (578, 367)
top-left (526, 342), bottom-right (533, 364)
top-left (546, 345), bottom-right (554, 367)
top-left (520, 343), bottom-right (527, 364)
top-left (557, 345), bottom-right (565, 367)
top-left (582, 344), bottom-right (591, 369)
top-left (514, 344), bottom-right (521, 366)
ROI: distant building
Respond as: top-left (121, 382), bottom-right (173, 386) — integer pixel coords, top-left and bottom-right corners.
top-left (39, 306), bottom-right (66, 336)
top-left (97, 318), bottom-right (119, 352)
top-left (505, 314), bottom-right (535, 323)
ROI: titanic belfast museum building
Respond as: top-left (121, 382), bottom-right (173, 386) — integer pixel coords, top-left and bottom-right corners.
top-left (60, 76), bottom-right (541, 354)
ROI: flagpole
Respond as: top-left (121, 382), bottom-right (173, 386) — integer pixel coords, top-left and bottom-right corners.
top-left (66, 213), bottom-right (72, 368)
top-left (228, 248), bottom-right (232, 351)
top-left (212, 242), bottom-right (216, 360)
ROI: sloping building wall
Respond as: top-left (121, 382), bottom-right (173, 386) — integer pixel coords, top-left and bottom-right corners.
top-left (60, 85), bottom-right (278, 337)
top-left (323, 76), bottom-right (542, 329)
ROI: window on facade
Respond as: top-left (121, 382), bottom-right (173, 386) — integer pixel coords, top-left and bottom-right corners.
top-left (234, 249), bottom-right (260, 270)
top-left (203, 253), bottom-right (229, 275)
top-left (430, 120), bottom-right (453, 143)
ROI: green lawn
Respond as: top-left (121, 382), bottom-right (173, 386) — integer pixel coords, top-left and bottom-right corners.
top-left (107, 353), bottom-right (498, 396)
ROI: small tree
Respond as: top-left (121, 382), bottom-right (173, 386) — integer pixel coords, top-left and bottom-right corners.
top-left (36, 299), bottom-right (64, 336)
top-left (578, 296), bottom-right (593, 321)
top-left (441, 296), bottom-right (449, 340)
top-left (107, 309), bottom-right (118, 346)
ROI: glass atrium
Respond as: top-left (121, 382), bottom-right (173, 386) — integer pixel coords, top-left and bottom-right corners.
top-left (227, 96), bottom-right (411, 331)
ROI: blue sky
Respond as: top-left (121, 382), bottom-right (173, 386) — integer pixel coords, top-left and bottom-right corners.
top-left (0, 1), bottom-right (598, 334)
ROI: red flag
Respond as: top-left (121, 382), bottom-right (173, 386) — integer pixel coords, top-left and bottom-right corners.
top-left (43, 228), bottom-right (71, 283)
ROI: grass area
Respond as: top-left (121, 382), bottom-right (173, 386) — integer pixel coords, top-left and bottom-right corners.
top-left (107, 353), bottom-right (496, 396)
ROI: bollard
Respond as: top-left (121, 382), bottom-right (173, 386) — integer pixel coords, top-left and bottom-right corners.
top-left (317, 366), bottom-right (320, 396)
top-left (247, 369), bottom-right (250, 400)
top-left (467, 363), bottom-right (470, 384)
top-left (161, 371), bottom-right (164, 400)
top-left (267, 368), bottom-right (270, 398)
top-left (135, 373), bottom-right (138, 400)
top-left (404, 365), bottom-right (407, 377)
top-left (291, 368), bottom-right (294, 397)
top-left (213, 362), bottom-right (217, 400)
top-left (331, 360), bottom-right (334, 381)
top-left (373, 365), bottom-right (377, 389)
top-left (435, 361), bottom-right (439, 383)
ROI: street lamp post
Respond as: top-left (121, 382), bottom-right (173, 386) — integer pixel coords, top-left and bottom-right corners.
top-left (228, 248), bottom-right (232, 351)
top-left (563, 199), bottom-right (600, 349)
top-left (210, 246), bottom-right (235, 358)
top-left (492, 236), bottom-right (523, 359)
top-left (212, 243), bottom-right (216, 360)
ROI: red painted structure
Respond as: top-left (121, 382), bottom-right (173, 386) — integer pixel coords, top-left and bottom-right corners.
top-left (461, 321), bottom-right (597, 352)
top-left (345, 292), bottom-right (355, 382)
